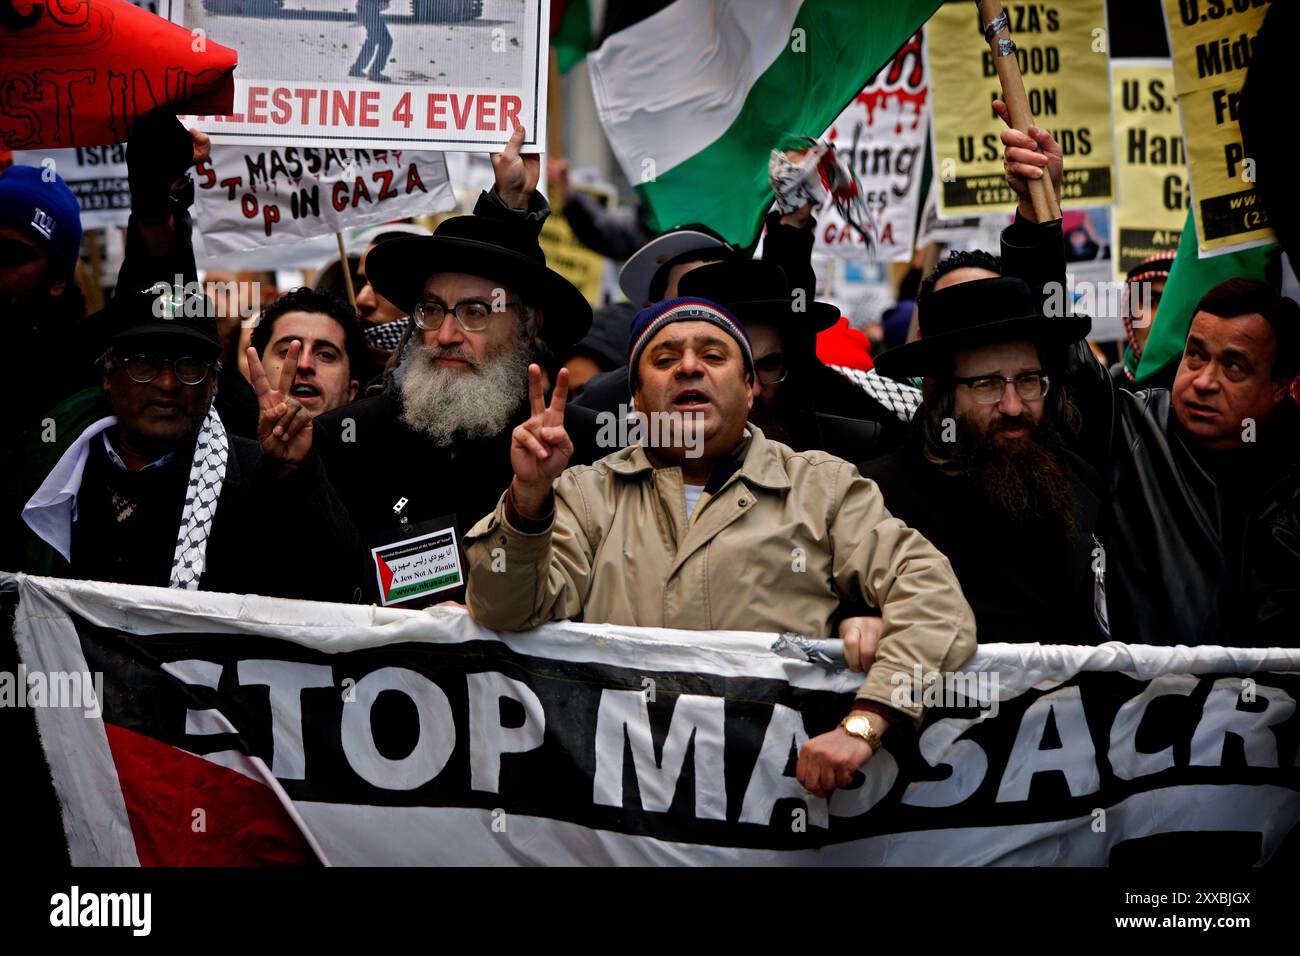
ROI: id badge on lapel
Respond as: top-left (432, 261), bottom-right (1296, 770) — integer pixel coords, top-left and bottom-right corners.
top-left (370, 510), bottom-right (464, 607)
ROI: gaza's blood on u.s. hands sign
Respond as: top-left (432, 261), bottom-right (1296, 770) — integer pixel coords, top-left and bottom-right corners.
top-left (168, 0), bottom-right (549, 151)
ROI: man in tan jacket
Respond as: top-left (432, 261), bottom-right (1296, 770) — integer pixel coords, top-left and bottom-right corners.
top-left (465, 297), bottom-right (976, 798)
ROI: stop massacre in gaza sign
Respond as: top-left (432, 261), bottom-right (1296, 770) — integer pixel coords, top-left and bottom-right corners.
top-left (10, 574), bottom-right (1298, 866)
top-left (193, 143), bottom-right (454, 253)
top-left (168, 0), bottom-right (549, 151)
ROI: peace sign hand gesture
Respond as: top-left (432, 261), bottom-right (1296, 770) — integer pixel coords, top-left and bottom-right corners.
top-left (247, 342), bottom-right (313, 469)
top-left (510, 365), bottom-right (572, 517)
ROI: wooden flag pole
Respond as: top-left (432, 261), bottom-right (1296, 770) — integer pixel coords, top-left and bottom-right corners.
top-left (547, 48), bottom-right (567, 210)
top-left (336, 232), bottom-right (357, 312)
top-left (977, 0), bottom-right (1061, 222)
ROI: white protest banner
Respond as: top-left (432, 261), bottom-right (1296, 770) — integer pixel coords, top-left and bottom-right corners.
top-left (167, 0), bottom-right (549, 151)
top-left (10, 147), bottom-right (132, 229)
top-left (814, 31), bottom-right (928, 262)
top-left (9, 573), bottom-right (1298, 867)
top-left (192, 143), bottom-right (453, 255)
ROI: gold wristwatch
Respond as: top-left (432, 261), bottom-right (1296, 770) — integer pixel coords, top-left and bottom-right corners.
top-left (840, 714), bottom-right (883, 752)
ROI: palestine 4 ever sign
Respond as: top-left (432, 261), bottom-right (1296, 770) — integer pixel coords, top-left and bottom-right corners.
top-left (167, 0), bottom-right (549, 151)
top-left (9, 574), bottom-right (1299, 866)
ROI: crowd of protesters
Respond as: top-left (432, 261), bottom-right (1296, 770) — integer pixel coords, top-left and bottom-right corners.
top-left (3, 92), bottom-right (1299, 816)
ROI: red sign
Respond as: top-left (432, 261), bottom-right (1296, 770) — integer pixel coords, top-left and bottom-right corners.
top-left (0, 0), bottom-right (237, 148)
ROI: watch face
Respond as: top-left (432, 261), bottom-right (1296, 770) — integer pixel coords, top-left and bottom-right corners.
top-left (847, 716), bottom-right (869, 734)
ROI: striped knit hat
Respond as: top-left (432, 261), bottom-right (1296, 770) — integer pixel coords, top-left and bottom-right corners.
top-left (627, 297), bottom-right (754, 389)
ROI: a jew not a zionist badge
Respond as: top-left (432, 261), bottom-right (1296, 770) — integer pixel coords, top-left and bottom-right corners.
top-left (370, 517), bottom-right (463, 607)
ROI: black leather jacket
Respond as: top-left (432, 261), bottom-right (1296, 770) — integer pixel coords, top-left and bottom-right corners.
top-left (1001, 215), bottom-right (1300, 646)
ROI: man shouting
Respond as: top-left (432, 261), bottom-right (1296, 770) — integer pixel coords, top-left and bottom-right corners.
top-left (464, 297), bottom-right (976, 798)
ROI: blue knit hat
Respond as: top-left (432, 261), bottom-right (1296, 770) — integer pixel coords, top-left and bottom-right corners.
top-left (0, 165), bottom-right (83, 279)
top-left (627, 296), bottom-right (754, 389)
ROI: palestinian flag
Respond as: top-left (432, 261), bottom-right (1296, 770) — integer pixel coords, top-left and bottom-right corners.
top-left (1135, 209), bottom-right (1281, 384)
top-left (550, 0), bottom-right (594, 74)
top-left (587, 0), bottom-right (942, 245)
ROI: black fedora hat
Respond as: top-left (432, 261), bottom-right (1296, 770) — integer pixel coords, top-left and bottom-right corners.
top-left (365, 214), bottom-right (593, 349)
top-left (873, 276), bottom-right (1090, 380)
top-left (676, 260), bottom-right (840, 333)
top-left (618, 222), bottom-right (736, 304)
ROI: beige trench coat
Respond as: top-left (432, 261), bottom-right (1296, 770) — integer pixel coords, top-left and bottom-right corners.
top-left (465, 427), bottom-right (976, 721)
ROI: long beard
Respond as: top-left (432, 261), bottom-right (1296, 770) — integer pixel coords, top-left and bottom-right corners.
top-left (398, 339), bottom-right (531, 446)
top-left (954, 414), bottom-right (1079, 543)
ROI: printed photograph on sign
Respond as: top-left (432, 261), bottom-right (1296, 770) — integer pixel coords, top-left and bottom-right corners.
top-left (167, 0), bottom-right (548, 150)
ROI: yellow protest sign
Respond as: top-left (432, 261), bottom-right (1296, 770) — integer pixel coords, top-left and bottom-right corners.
top-left (1162, 0), bottom-right (1274, 255)
top-left (538, 210), bottom-right (607, 308)
top-left (926, 0), bottom-right (1114, 216)
top-left (1111, 60), bottom-right (1187, 281)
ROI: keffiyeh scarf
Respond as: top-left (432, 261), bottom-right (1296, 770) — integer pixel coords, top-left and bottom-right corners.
top-left (169, 407), bottom-right (229, 589)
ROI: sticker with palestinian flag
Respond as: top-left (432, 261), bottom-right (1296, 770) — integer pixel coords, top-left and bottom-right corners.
top-left (370, 521), bottom-right (463, 607)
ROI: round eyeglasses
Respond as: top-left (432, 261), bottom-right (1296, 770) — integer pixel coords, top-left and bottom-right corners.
top-left (952, 371), bottom-right (1049, 405)
top-left (121, 354), bottom-right (214, 386)
top-left (412, 299), bottom-right (516, 333)
top-left (754, 354), bottom-right (788, 386)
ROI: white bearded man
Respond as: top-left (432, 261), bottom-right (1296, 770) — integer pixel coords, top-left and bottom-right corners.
top-left (310, 210), bottom-right (600, 608)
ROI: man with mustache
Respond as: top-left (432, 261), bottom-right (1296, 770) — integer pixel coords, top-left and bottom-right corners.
top-left (8, 283), bottom-right (358, 600)
top-left (998, 118), bottom-right (1300, 645)
top-left (248, 287), bottom-right (365, 417)
top-left (310, 211), bottom-right (599, 607)
top-left (862, 277), bottom-right (1106, 644)
top-left (464, 297), bottom-right (976, 799)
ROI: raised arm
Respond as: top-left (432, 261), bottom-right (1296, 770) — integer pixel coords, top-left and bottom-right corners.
top-left (117, 112), bottom-right (210, 292)
top-left (995, 100), bottom-right (1115, 467)
top-left (464, 366), bottom-right (597, 630)
top-left (473, 124), bottom-right (552, 235)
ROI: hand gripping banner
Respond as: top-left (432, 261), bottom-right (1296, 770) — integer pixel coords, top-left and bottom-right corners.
top-left (5, 573), bottom-right (1298, 866)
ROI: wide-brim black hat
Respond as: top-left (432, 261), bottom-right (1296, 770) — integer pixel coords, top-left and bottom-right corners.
top-left (874, 276), bottom-right (1090, 380)
top-left (365, 215), bottom-right (593, 349)
top-left (676, 259), bottom-right (840, 333)
top-left (618, 223), bottom-right (735, 305)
